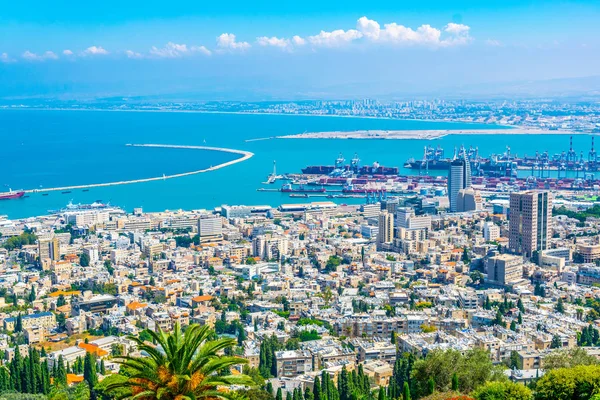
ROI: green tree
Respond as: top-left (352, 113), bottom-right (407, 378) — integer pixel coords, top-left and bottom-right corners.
top-left (83, 352), bottom-right (98, 391)
top-left (551, 335), bottom-right (563, 349)
top-left (106, 322), bottom-right (254, 400)
top-left (555, 297), bottom-right (565, 314)
top-left (411, 348), bottom-right (504, 397)
top-left (403, 382), bottom-right (411, 400)
top-left (542, 348), bottom-right (598, 370)
top-left (534, 364), bottom-right (600, 400)
top-left (80, 252), bottom-right (90, 267)
top-left (15, 314), bottom-right (23, 332)
top-left (28, 286), bottom-right (36, 303)
top-left (427, 377), bottom-right (435, 395)
top-left (473, 381), bottom-right (532, 400)
top-left (451, 373), bottom-right (459, 392)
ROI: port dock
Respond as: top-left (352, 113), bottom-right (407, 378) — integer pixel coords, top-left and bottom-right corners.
top-left (23, 144), bottom-right (254, 194)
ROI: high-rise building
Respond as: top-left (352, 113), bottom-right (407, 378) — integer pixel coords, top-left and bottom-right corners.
top-left (38, 238), bottom-right (60, 261)
top-left (509, 191), bottom-right (552, 258)
top-left (377, 211), bottom-right (394, 250)
top-left (448, 151), bottom-right (472, 212)
top-left (396, 207), bottom-right (431, 230)
top-left (197, 214), bottom-right (223, 243)
top-left (457, 188), bottom-right (482, 212)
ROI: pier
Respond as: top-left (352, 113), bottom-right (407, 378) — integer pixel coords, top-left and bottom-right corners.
top-left (23, 144), bottom-right (254, 194)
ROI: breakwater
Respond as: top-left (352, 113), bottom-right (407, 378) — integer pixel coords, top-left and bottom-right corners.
top-left (24, 144), bottom-right (254, 194)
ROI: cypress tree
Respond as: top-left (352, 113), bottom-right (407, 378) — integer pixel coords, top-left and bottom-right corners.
top-left (517, 298), bottom-right (525, 313)
top-left (377, 388), bottom-right (386, 400)
top-left (0, 366), bottom-right (8, 392)
top-left (15, 314), bottom-right (23, 333)
top-left (83, 352), bottom-right (98, 389)
top-left (304, 387), bottom-right (314, 400)
top-left (286, 391), bottom-right (292, 400)
top-left (22, 358), bottom-right (32, 393)
top-left (338, 367), bottom-right (349, 400)
top-left (42, 360), bottom-right (51, 394)
top-left (277, 388), bottom-right (283, 400)
top-left (403, 382), bottom-right (411, 400)
top-left (56, 355), bottom-right (67, 386)
top-left (314, 376), bottom-right (322, 400)
top-left (427, 377), bottom-right (435, 395)
top-left (266, 382), bottom-right (274, 396)
top-left (451, 373), bottom-right (459, 391)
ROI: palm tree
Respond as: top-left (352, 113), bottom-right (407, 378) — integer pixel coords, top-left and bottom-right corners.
top-left (107, 322), bottom-right (254, 400)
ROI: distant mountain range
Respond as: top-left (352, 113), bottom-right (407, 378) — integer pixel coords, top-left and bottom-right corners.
top-left (2, 75), bottom-right (600, 103)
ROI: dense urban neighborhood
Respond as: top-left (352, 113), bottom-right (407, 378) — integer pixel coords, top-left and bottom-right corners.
top-left (1, 186), bottom-right (600, 399)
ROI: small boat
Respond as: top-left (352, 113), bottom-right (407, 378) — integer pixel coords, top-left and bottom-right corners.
top-left (82, 189), bottom-right (89, 192)
top-left (62, 191), bottom-right (72, 194)
top-left (42, 193), bottom-right (49, 196)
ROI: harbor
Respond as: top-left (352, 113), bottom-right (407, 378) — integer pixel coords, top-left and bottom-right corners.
top-left (260, 142), bottom-right (600, 201)
top-left (18, 144), bottom-right (254, 195)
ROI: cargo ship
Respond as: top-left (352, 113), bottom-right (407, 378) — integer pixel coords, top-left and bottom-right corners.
top-left (0, 189), bottom-right (25, 200)
top-left (281, 183), bottom-right (326, 193)
top-left (302, 153), bottom-right (399, 176)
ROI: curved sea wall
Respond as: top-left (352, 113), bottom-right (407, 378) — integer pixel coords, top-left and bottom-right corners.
top-left (25, 144), bottom-right (254, 193)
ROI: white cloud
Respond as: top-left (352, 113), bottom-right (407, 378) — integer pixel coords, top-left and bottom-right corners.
top-left (149, 42), bottom-right (211, 58)
top-left (445, 23), bottom-right (470, 36)
top-left (217, 33), bottom-right (251, 51)
top-left (257, 36), bottom-right (292, 50)
top-left (485, 39), bottom-right (503, 47)
top-left (82, 46), bottom-right (109, 56)
top-left (292, 36), bottom-right (306, 46)
top-left (191, 45), bottom-right (212, 56)
top-left (308, 29), bottom-right (363, 47)
top-left (63, 49), bottom-right (74, 56)
top-left (22, 50), bottom-right (59, 61)
top-left (356, 16), bottom-right (381, 39)
top-left (441, 23), bottom-right (472, 46)
top-left (355, 16), bottom-right (471, 47)
top-left (125, 50), bottom-right (143, 59)
top-left (1, 53), bottom-right (15, 63)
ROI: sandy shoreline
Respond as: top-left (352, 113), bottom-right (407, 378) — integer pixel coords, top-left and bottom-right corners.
top-left (277, 128), bottom-right (579, 140)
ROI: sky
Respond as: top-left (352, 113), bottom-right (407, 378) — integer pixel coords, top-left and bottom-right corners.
top-left (1, 0), bottom-right (600, 100)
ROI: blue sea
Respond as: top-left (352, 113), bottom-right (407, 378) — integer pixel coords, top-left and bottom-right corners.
top-left (0, 109), bottom-right (593, 219)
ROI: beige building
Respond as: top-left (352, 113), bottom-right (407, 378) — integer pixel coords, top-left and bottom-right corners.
top-left (485, 254), bottom-right (523, 286)
top-left (4, 312), bottom-right (56, 332)
top-left (577, 243), bottom-right (600, 263)
top-left (509, 191), bottom-right (552, 258)
top-left (274, 350), bottom-right (312, 377)
top-left (377, 211), bottom-right (394, 250)
top-left (457, 188), bottom-right (482, 212)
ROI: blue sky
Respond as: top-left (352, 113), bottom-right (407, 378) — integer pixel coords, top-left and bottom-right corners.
top-left (1, 0), bottom-right (600, 99)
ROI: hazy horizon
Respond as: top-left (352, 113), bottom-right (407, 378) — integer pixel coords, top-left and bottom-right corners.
top-left (2, 0), bottom-right (600, 100)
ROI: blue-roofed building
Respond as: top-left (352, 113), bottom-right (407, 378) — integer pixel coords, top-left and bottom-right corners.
top-left (4, 311), bottom-right (56, 332)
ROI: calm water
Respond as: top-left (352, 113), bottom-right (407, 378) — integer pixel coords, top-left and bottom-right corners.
top-left (0, 109), bottom-right (592, 219)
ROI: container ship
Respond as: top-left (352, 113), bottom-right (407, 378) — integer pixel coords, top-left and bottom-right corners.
top-left (302, 153), bottom-right (399, 176)
top-left (281, 184), bottom-right (326, 193)
top-left (0, 189), bottom-right (25, 200)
